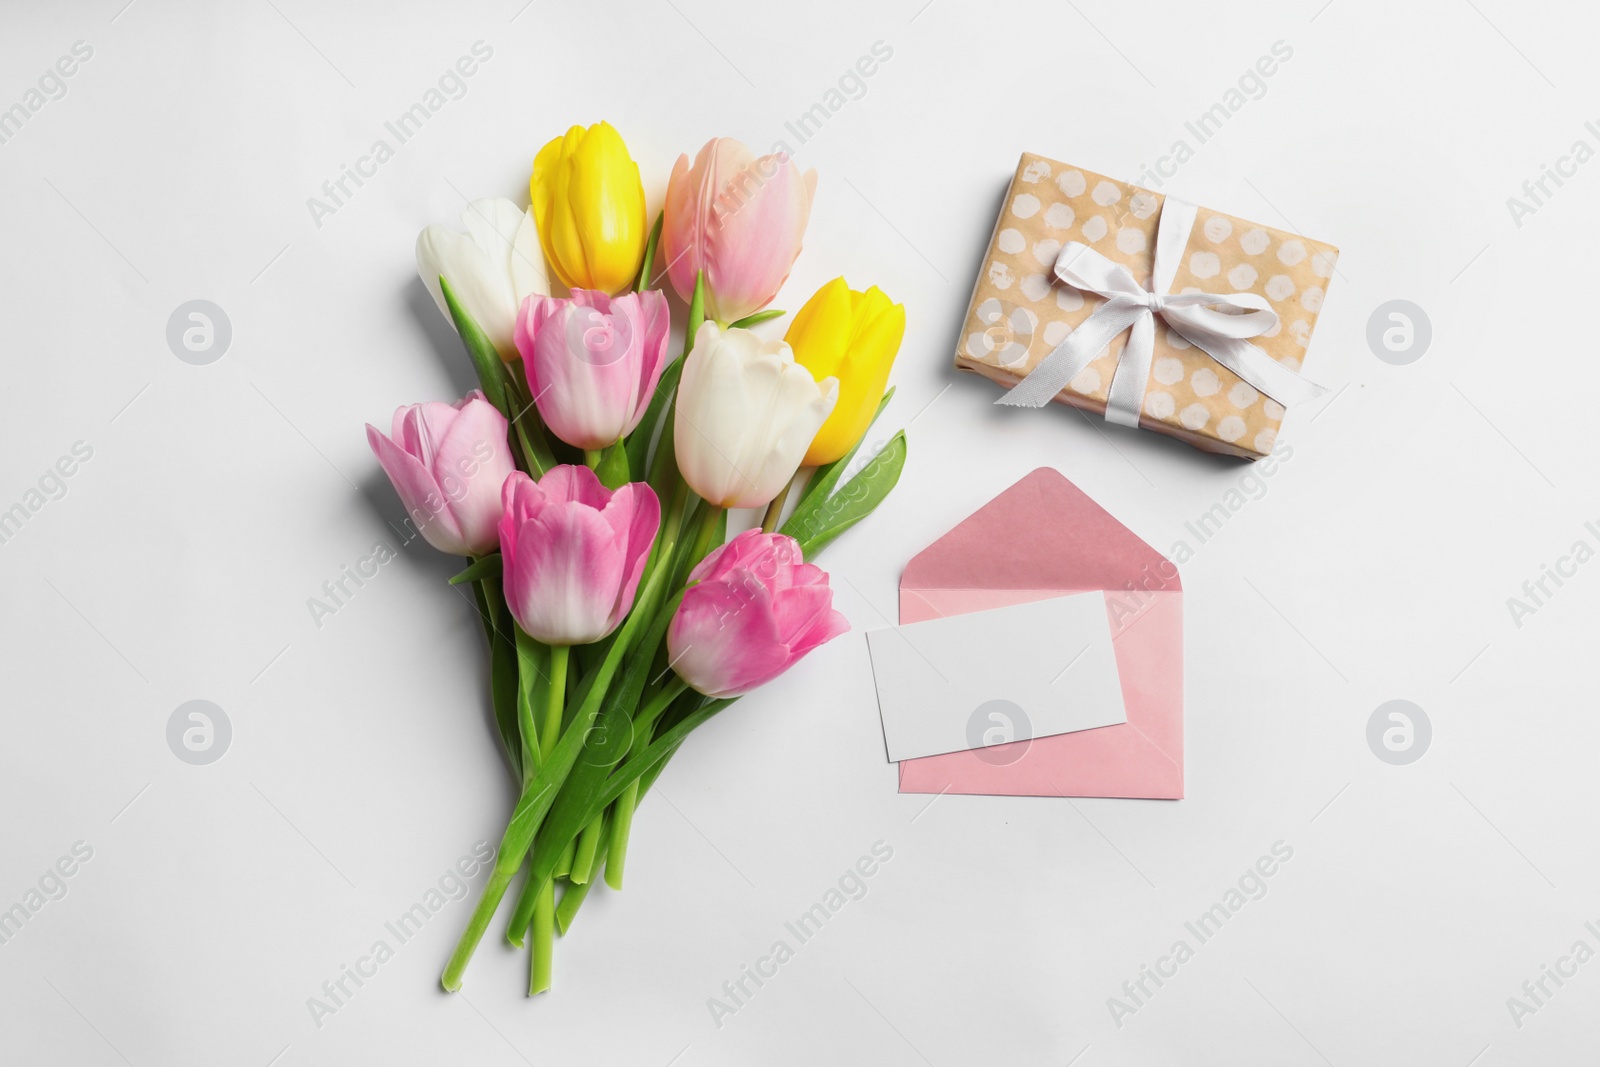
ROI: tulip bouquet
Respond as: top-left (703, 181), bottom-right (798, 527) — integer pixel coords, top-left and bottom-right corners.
top-left (367, 123), bottom-right (908, 995)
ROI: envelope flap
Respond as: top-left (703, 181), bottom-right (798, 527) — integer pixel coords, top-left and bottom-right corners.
top-left (902, 468), bottom-right (1177, 591)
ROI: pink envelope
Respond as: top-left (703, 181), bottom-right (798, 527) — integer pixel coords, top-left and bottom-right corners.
top-left (896, 468), bottom-right (1184, 799)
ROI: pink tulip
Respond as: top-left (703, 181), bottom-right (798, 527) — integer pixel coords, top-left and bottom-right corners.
top-left (667, 529), bottom-right (848, 698)
top-left (661, 138), bottom-right (817, 325)
top-left (366, 391), bottom-right (515, 556)
top-left (515, 289), bottom-right (671, 451)
top-left (499, 466), bottom-right (660, 645)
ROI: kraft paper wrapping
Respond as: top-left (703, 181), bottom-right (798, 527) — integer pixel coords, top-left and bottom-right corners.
top-left (957, 153), bottom-right (1339, 459)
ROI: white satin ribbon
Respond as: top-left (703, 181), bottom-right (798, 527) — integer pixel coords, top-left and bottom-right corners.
top-left (995, 198), bottom-right (1323, 426)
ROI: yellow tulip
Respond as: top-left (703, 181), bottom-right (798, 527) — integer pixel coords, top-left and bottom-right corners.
top-left (530, 122), bottom-right (647, 295)
top-left (786, 277), bottom-right (905, 466)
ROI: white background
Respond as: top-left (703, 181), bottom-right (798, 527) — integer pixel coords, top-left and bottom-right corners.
top-left (1, 0), bottom-right (1595, 1063)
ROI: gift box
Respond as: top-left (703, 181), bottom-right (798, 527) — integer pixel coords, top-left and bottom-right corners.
top-left (957, 153), bottom-right (1338, 459)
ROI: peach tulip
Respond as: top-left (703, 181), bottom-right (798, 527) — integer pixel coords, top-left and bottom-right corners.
top-left (661, 138), bottom-right (816, 324)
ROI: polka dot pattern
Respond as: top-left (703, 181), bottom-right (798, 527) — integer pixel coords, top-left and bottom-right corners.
top-left (1045, 203), bottom-right (1075, 230)
top-left (955, 153), bottom-right (1340, 458)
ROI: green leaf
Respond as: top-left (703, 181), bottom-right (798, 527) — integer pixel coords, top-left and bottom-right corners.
top-left (593, 440), bottom-right (630, 490)
top-left (671, 504), bottom-right (724, 592)
top-left (646, 408), bottom-right (681, 504)
top-left (637, 740), bottom-right (681, 795)
top-left (792, 387), bottom-right (895, 517)
top-left (439, 276), bottom-right (508, 417)
top-left (635, 210), bottom-right (664, 293)
top-left (782, 431), bottom-right (907, 558)
top-left (683, 270), bottom-right (706, 360)
top-left (489, 557), bottom-right (670, 880)
top-left (622, 269), bottom-right (708, 490)
top-left (514, 587), bottom-right (688, 910)
top-left (728, 308), bottom-right (785, 329)
top-left (540, 596), bottom-right (676, 813)
top-left (510, 403), bottom-right (557, 478)
top-left (526, 697), bottom-right (734, 898)
top-left (450, 554), bottom-right (502, 586)
top-left (624, 355), bottom-right (682, 481)
top-left (490, 628), bottom-right (520, 779)
top-left (503, 590), bottom-right (682, 942)
top-left (498, 366), bottom-right (559, 478)
top-left (471, 578), bottom-right (522, 780)
top-left (513, 626), bottom-right (549, 775)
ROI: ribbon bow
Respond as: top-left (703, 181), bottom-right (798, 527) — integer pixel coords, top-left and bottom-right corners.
top-left (996, 198), bottom-right (1323, 426)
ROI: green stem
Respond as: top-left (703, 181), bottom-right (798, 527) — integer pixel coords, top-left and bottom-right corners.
top-left (584, 448), bottom-right (602, 470)
top-left (530, 879), bottom-right (554, 995)
top-left (443, 565), bottom-right (663, 991)
top-left (657, 484), bottom-right (690, 579)
top-left (792, 466), bottom-right (814, 507)
top-left (605, 678), bottom-right (688, 890)
top-left (527, 643), bottom-right (568, 985)
top-left (760, 476), bottom-right (796, 533)
top-left (542, 646), bottom-right (569, 761)
top-left (569, 812), bottom-right (605, 885)
top-left (554, 839), bottom-right (574, 878)
top-left (440, 864), bottom-right (515, 991)
top-left (687, 504), bottom-right (725, 568)
top-left (502, 505), bottom-right (686, 945)
top-left (506, 839), bottom-right (542, 947)
top-left (555, 875), bottom-right (593, 934)
top-left (604, 783), bottom-right (639, 891)
top-left (499, 495), bottom-right (694, 953)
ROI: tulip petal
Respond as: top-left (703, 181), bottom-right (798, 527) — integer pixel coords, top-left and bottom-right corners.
top-left (536, 463), bottom-right (612, 510)
top-left (598, 482), bottom-right (660, 631)
top-left (786, 277), bottom-right (854, 379)
top-left (771, 582), bottom-right (833, 645)
top-left (508, 502), bottom-right (627, 645)
top-left (708, 154), bottom-right (812, 322)
top-left (367, 423), bottom-right (468, 554)
top-left (415, 199), bottom-right (527, 359)
top-left (661, 150), bottom-right (705, 307)
top-left (630, 289), bottom-right (673, 432)
top-left (499, 470), bottom-right (534, 557)
top-left (662, 139), bottom-right (814, 324)
top-left (670, 577), bottom-right (791, 697)
top-left (674, 325), bottom-right (837, 508)
top-left (667, 529), bottom-right (845, 697)
top-left (510, 208), bottom-right (549, 305)
top-left (432, 398), bottom-right (513, 555)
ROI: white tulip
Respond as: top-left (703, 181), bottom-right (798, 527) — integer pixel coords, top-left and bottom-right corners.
top-left (416, 198), bottom-right (547, 360)
top-left (674, 323), bottom-right (839, 509)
